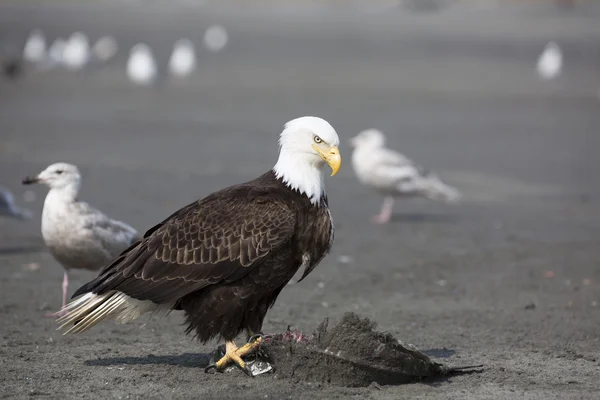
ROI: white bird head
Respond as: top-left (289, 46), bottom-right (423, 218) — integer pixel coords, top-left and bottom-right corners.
top-left (273, 117), bottom-right (341, 204)
top-left (23, 162), bottom-right (81, 192)
top-left (130, 43), bottom-right (152, 57)
top-left (350, 129), bottom-right (386, 149)
top-left (174, 38), bottom-right (194, 51)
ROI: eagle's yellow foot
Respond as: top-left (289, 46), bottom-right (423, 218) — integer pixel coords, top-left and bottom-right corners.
top-left (205, 336), bottom-right (263, 376)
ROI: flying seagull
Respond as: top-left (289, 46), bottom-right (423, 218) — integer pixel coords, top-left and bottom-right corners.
top-left (0, 185), bottom-right (32, 220)
top-left (22, 163), bottom-right (139, 316)
top-left (350, 129), bottom-right (461, 224)
top-left (56, 116), bottom-right (341, 377)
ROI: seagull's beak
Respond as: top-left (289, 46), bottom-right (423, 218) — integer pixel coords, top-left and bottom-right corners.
top-left (313, 144), bottom-right (341, 176)
top-left (22, 176), bottom-right (40, 185)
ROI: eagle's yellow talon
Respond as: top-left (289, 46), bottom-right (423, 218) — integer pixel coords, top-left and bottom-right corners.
top-left (213, 337), bottom-right (263, 374)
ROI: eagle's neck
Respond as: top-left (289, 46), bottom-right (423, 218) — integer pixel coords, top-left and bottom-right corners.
top-left (273, 150), bottom-right (325, 206)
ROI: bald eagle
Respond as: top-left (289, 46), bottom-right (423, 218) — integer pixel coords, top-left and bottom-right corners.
top-left (57, 116), bottom-right (341, 376)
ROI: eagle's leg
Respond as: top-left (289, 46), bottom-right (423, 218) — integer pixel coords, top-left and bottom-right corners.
top-left (372, 196), bottom-right (394, 224)
top-left (206, 336), bottom-right (264, 376)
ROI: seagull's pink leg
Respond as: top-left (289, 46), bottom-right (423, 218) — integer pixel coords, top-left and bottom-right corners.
top-left (45, 271), bottom-right (69, 318)
top-left (371, 196), bottom-right (394, 224)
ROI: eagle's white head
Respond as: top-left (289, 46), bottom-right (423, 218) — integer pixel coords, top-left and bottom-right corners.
top-left (273, 116), bottom-right (341, 205)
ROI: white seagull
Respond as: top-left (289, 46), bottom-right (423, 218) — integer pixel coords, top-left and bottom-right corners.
top-left (47, 37), bottom-right (67, 68)
top-left (537, 41), bottom-right (562, 80)
top-left (23, 29), bottom-right (46, 64)
top-left (22, 163), bottom-right (139, 316)
top-left (0, 185), bottom-right (32, 220)
top-left (168, 38), bottom-right (196, 78)
top-left (350, 129), bottom-right (461, 224)
top-left (62, 32), bottom-right (90, 70)
top-left (126, 43), bottom-right (157, 86)
top-left (92, 36), bottom-right (118, 63)
top-left (203, 25), bottom-right (228, 53)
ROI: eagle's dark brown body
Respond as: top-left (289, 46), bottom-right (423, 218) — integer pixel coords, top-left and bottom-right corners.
top-left (72, 170), bottom-right (334, 343)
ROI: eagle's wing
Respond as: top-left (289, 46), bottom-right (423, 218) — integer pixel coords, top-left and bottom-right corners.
top-left (73, 186), bottom-right (296, 304)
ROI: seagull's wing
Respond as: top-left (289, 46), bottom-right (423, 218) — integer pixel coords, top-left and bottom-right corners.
top-left (368, 148), bottom-right (461, 202)
top-left (75, 201), bottom-right (139, 258)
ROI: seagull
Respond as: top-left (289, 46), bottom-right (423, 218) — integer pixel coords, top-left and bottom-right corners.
top-left (62, 32), bottom-right (90, 70)
top-left (168, 39), bottom-right (196, 78)
top-left (203, 25), bottom-right (228, 53)
top-left (0, 185), bottom-right (32, 220)
top-left (350, 129), bottom-right (461, 224)
top-left (22, 163), bottom-right (139, 316)
top-left (46, 37), bottom-right (67, 69)
top-left (92, 36), bottom-right (118, 63)
top-left (537, 41), bottom-right (562, 80)
top-left (23, 29), bottom-right (46, 64)
top-left (126, 43), bottom-right (157, 86)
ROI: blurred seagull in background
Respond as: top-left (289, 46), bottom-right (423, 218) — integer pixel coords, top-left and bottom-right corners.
top-left (46, 37), bottom-right (67, 69)
top-left (0, 185), bottom-right (32, 220)
top-left (350, 129), bottom-right (461, 224)
top-left (168, 38), bottom-right (196, 78)
top-left (62, 32), bottom-right (90, 70)
top-left (23, 29), bottom-right (46, 64)
top-left (22, 163), bottom-right (139, 316)
top-left (537, 41), bottom-right (562, 80)
top-left (203, 25), bottom-right (228, 52)
top-left (127, 43), bottom-right (157, 85)
top-left (92, 35), bottom-right (118, 63)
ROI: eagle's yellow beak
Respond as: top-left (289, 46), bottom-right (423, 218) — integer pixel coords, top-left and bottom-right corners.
top-left (313, 144), bottom-right (341, 176)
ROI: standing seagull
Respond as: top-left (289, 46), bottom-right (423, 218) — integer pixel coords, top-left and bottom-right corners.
top-left (22, 163), bottom-right (139, 316)
top-left (537, 41), bottom-right (562, 80)
top-left (23, 29), bottom-right (46, 64)
top-left (351, 129), bottom-right (461, 224)
top-left (168, 39), bottom-right (196, 78)
top-left (56, 117), bottom-right (341, 377)
top-left (92, 36), bottom-right (118, 63)
top-left (126, 43), bottom-right (157, 86)
top-left (0, 185), bottom-right (32, 220)
top-left (62, 32), bottom-right (90, 71)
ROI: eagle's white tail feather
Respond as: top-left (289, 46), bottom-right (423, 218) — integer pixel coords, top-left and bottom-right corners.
top-left (57, 291), bottom-right (171, 334)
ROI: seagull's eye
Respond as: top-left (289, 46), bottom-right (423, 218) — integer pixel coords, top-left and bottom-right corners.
top-left (55, 170), bottom-right (64, 175)
top-left (313, 136), bottom-right (323, 144)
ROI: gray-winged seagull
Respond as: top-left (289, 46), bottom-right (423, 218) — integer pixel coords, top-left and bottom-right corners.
top-left (350, 129), bottom-right (461, 224)
top-left (22, 163), bottom-right (139, 315)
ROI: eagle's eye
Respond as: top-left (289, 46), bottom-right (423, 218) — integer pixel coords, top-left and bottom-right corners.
top-left (313, 136), bottom-right (323, 144)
